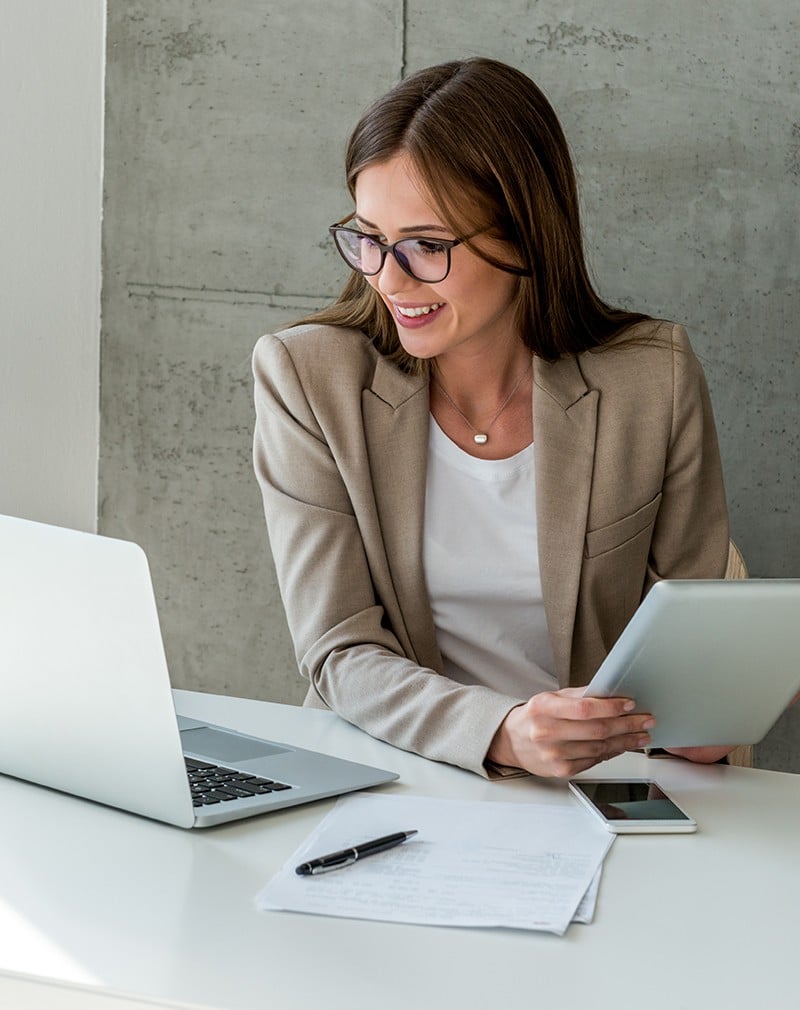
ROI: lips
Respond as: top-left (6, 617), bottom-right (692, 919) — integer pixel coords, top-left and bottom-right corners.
top-left (391, 301), bottom-right (446, 328)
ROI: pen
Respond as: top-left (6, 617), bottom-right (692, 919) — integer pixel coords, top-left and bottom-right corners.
top-left (295, 829), bottom-right (418, 876)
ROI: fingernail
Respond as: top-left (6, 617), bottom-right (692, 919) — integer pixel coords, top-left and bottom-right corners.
top-left (643, 718), bottom-right (656, 729)
top-left (637, 736), bottom-right (652, 748)
top-left (623, 700), bottom-right (636, 712)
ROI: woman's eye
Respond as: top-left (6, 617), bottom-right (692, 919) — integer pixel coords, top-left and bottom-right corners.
top-left (414, 239), bottom-right (447, 256)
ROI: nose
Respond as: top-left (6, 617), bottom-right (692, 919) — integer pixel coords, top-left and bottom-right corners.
top-left (376, 249), bottom-right (416, 296)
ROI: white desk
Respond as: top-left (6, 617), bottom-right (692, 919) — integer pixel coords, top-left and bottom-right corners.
top-left (0, 689), bottom-right (797, 1010)
top-left (0, 968), bottom-right (207, 1009)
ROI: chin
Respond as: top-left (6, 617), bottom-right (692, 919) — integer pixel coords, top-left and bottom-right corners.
top-left (395, 332), bottom-right (441, 361)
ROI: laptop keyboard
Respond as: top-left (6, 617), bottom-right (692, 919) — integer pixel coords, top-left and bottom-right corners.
top-left (185, 757), bottom-right (293, 808)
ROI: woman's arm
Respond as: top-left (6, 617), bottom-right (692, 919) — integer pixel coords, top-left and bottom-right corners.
top-left (490, 324), bottom-right (733, 776)
top-left (253, 330), bottom-right (520, 776)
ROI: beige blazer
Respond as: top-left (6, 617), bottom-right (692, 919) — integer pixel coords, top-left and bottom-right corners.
top-left (253, 320), bottom-right (729, 775)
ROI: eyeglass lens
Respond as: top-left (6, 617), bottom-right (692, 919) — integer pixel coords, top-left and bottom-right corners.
top-left (335, 230), bottom-right (451, 283)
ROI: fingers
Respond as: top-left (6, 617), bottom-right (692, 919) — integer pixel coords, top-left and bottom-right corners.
top-left (525, 731), bottom-right (650, 767)
top-left (541, 712), bottom-right (653, 744)
top-left (498, 688), bottom-right (657, 779)
top-left (532, 686), bottom-right (644, 722)
top-left (524, 690), bottom-right (654, 743)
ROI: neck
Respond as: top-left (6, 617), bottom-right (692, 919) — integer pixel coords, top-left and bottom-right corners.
top-left (432, 340), bottom-right (531, 416)
top-left (430, 340), bottom-right (533, 454)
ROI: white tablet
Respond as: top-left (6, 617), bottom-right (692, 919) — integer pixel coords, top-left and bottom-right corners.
top-left (583, 580), bottom-right (800, 747)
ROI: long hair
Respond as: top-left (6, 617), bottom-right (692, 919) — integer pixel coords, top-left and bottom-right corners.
top-left (296, 58), bottom-right (649, 374)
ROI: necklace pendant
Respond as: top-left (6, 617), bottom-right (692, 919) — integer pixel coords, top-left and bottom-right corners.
top-left (473, 433), bottom-right (489, 445)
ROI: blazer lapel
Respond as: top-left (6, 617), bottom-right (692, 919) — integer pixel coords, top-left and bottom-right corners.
top-left (361, 351), bottom-right (597, 687)
top-left (362, 357), bottom-right (441, 672)
top-left (534, 355), bottom-right (598, 686)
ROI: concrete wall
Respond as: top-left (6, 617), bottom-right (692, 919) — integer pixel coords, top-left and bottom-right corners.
top-left (0, 1), bottom-right (105, 532)
top-left (101, 3), bottom-right (800, 768)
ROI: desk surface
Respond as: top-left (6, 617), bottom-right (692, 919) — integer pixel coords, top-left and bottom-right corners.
top-left (1, 689), bottom-right (797, 1010)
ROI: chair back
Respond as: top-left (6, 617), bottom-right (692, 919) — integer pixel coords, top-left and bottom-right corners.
top-left (725, 540), bottom-right (752, 766)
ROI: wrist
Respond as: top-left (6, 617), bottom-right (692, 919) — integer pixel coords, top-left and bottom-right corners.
top-left (487, 705), bottom-right (524, 769)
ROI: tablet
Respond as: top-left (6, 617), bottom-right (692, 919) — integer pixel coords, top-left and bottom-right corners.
top-left (583, 579), bottom-right (800, 747)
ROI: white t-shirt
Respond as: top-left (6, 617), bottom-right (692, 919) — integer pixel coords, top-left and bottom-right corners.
top-left (423, 417), bottom-right (557, 701)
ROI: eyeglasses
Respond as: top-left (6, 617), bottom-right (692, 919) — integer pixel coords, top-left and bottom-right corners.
top-left (329, 221), bottom-right (467, 284)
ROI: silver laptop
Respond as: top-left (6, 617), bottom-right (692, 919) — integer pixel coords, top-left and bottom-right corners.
top-left (585, 578), bottom-right (800, 748)
top-left (0, 514), bottom-right (398, 828)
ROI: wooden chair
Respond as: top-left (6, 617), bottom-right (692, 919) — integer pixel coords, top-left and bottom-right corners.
top-left (725, 539), bottom-right (748, 581)
top-left (724, 540), bottom-right (753, 768)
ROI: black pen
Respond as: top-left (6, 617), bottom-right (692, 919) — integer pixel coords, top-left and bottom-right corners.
top-left (295, 829), bottom-right (418, 876)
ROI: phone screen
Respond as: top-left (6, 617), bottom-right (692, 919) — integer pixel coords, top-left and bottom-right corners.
top-left (571, 780), bottom-right (691, 822)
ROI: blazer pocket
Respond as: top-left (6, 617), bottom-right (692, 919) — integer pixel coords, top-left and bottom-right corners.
top-left (584, 493), bottom-right (662, 559)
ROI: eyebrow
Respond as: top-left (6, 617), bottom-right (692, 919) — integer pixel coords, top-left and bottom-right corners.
top-left (354, 214), bottom-right (452, 235)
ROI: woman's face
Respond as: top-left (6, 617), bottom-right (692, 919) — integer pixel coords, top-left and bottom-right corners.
top-left (354, 154), bottom-right (521, 364)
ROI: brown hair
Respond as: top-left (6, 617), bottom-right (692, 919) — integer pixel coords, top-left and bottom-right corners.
top-left (296, 58), bottom-right (649, 374)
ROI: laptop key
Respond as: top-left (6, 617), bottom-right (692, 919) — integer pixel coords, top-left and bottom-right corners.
top-left (185, 762), bottom-right (293, 802)
top-left (207, 789), bottom-right (239, 801)
top-left (221, 784), bottom-right (259, 799)
top-left (220, 779), bottom-right (260, 795)
top-left (246, 777), bottom-right (293, 792)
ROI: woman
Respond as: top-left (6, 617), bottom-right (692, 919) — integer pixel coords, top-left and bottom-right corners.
top-left (252, 58), bottom-right (732, 778)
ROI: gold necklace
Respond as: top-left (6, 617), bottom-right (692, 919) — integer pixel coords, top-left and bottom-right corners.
top-left (433, 360), bottom-right (532, 445)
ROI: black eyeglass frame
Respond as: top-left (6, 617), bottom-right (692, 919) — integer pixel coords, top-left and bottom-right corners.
top-left (328, 224), bottom-right (467, 284)
top-left (328, 214), bottom-right (531, 282)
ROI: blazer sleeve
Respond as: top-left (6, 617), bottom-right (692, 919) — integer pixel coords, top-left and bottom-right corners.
top-left (252, 332), bottom-right (521, 777)
top-left (646, 324), bottom-right (729, 587)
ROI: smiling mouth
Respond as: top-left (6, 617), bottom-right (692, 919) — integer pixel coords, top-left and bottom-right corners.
top-left (394, 302), bottom-right (444, 318)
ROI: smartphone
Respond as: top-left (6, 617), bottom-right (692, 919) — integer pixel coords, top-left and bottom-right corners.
top-left (568, 778), bottom-right (697, 833)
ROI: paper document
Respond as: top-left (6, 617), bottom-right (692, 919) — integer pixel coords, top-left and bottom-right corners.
top-left (573, 867), bottom-right (602, 924)
top-left (256, 792), bottom-right (614, 935)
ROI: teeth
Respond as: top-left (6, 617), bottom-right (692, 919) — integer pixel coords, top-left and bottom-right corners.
top-left (396, 302), bottom-right (443, 317)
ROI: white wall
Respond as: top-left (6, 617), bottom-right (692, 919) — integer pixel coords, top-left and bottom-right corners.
top-left (0, 1), bottom-right (105, 532)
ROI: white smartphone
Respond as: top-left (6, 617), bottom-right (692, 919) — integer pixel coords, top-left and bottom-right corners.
top-left (568, 778), bottom-right (697, 834)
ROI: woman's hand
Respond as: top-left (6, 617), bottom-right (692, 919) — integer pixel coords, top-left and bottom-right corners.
top-left (663, 745), bottom-right (734, 763)
top-left (487, 687), bottom-right (655, 778)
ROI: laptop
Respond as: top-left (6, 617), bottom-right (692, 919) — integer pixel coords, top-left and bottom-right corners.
top-left (0, 514), bottom-right (398, 828)
top-left (584, 578), bottom-right (800, 748)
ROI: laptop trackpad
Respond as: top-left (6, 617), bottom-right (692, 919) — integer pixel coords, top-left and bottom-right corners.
top-left (181, 726), bottom-right (289, 763)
